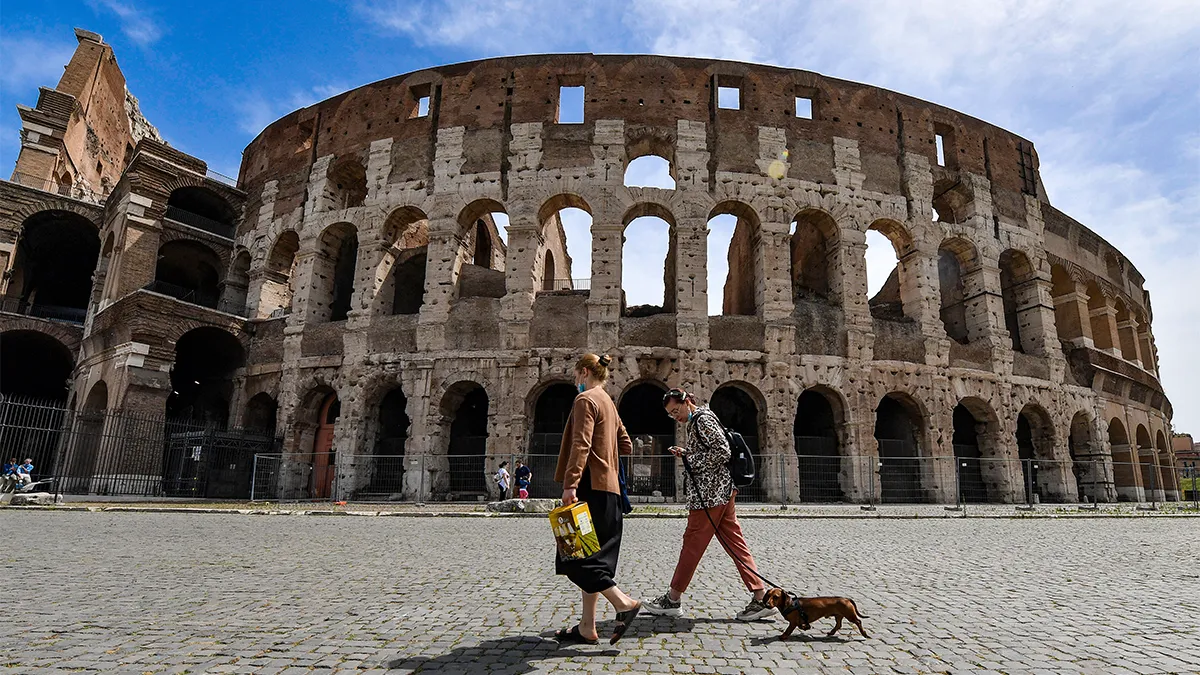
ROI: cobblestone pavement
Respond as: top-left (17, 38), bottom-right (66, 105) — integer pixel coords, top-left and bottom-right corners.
top-left (3, 512), bottom-right (1198, 674)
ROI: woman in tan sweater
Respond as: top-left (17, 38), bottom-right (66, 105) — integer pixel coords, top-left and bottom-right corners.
top-left (552, 353), bottom-right (642, 645)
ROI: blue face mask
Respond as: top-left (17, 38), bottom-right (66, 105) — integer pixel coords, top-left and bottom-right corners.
top-left (577, 383), bottom-right (586, 394)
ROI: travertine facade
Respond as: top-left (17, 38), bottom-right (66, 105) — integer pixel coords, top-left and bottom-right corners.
top-left (0, 40), bottom-right (1180, 503)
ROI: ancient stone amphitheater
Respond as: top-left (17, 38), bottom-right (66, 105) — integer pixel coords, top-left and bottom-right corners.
top-left (0, 31), bottom-right (1180, 503)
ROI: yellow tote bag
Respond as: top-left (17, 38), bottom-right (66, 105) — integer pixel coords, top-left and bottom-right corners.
top-left (549, 501), bottom-right (601, 560)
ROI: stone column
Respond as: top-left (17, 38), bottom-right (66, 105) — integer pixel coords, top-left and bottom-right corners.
top-left (1116, 316), bottom-right (1143, 367)
top-left (1089, 299), bottom-right (1122, 357)
top-left (587, 223), bottom-right (623, 352)
top-left (674, 215), bottom-right (709, 351)
top-left (834, 228), bottom-right (872, 360)
top-left (245, 180), bottom-right (279, 318)
top-left (500, 216), bottom-right (541, 350)
top-left (1053, 281), bottom-right (1095, 348)
top-left (417, 225), bottom-right (463, 351)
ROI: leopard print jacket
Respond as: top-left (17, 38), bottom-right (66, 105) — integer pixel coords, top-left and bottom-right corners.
top-left (681, 406), bottom-right (734, 510)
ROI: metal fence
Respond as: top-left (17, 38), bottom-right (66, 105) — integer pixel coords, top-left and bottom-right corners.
top-left (0, 395), bottom-right (279, 498)
top-left (0, 297), bottom-right (87, 324)
top-left (242, 450), bottom-right (1187, 508)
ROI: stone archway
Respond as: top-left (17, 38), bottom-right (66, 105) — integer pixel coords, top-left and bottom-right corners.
top-left (793, 388), bottom-right (842, 502)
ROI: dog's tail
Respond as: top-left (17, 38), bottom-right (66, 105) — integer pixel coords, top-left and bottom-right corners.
top-left (849, 598), bottom-right (869, 618)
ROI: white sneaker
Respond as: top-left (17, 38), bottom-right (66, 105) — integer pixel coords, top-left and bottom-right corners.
top-left (736, 597), bottom-right (775, 621)
top-left (642, 592), bottom-right (683, 617)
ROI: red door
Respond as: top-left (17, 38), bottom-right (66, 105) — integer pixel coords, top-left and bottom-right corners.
top-left (311, 394), bottom-right (339, 498)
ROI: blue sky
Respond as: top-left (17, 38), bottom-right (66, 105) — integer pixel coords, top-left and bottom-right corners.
top-left (3, 1), bottom-right (1198, 434)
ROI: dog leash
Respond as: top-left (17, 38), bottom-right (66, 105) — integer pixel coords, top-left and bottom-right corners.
top-left (681, 454), bottom-right (785, 591)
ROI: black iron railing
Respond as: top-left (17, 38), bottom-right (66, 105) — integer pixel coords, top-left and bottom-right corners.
top-left (143, 280), bottom-right (220, 309)
top-left (0, 297), bottom-right (86, 324)
top-left (164, 205), bottom-right (235, 239)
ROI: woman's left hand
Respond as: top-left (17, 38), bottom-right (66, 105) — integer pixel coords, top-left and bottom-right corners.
top-left (561, 488), bottom-right (577, 505)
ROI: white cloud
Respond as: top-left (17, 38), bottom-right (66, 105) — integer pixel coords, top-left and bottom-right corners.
top-left (233, 84), bottom-right (351, 136)
top-left (89, 0), bottom-right (163, 46)
top-left (0, 36), bottom-right (74, 95)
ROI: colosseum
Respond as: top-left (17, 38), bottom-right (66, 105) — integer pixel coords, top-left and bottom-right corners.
top-left (0, 29), bottom-right (1180, 504)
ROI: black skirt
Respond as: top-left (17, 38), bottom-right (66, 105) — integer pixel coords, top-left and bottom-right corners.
top-left (555, 472), bottom-right (623, 594)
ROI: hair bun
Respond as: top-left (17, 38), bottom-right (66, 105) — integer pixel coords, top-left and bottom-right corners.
top-left (598, 354), bottom-right (612, 367)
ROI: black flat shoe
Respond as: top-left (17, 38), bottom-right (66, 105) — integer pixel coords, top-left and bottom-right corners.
top-left (554, 626), bottom-right (599, 644)
top-left (609, 602), bottom-right (642, 645)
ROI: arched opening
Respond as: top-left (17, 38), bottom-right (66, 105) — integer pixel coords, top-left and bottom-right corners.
top-left (873, 393), bottom-right (926, 503)
top-left (793, 389), bottom-right (842, 502)
top-left (790, 210), bottom-right (837, 303)
top-left (1067, 412), bottom-right (1099, 502)
top-left (92, 232), bottom-right (116, 306)
top-left (708, 202), bottom-right (759, 316)
top-left (623, 154), bottom-right (676, 190)
top-left (1136, 425), bottom-right (1159, 501)
top-left (1136, 314), bottom-right (1156, 374)
top-left (938, 238), bottom-right (980, 345)
top-left (952, 399), bottom-right (1003, 503)
top-left (931, 178), bottom-right (974, 224)
top-left (1086, 281), bottom-right (1116, 352)
top-left (1155, 430), bottom-right (1176, 500)
top-left (1000, 250), bottom-right (1039, 353)
top-left (456, 200), bottom-right (508, 299)
top-left (375, 206), bottom-right (430, 316)
top-left (0, 330), bottom-right (74, 400)
top-left (243, 392), bottom-right (278, 435)
top-left (710, 384), bottom-right (764, 500)
top-left (368, 386), bottom-right (409, 497)
top-left (622, 204), bottom-right (676, 316)
top-left (4, 210), bottom-right (99, 321)
top-left (311, 223), bottom-right (358, 322)
top-left (66, 381), bottom-right (108, 491)
top-left (543, 250), bottom-right (557, 291)
top-left (153, 240), bottom-right (222, 308)
top-left (442, 382), bottom-right (489, 498)
top-left (1016, 404), bottom-right (1058, 502)
top-left (222, 249), bottom-right (251, 314)
top-left (529, 382), bottom-right (579, 498)
top-left (537, 196), bottom-right (588, 292)
top-left (865, 229), bottom-right (901, 320)
top-left (166, 327), bottom-right (245, 425)
top-left (1050, 264), bottom-right (1086, 346)
top-left (618, 381), bottom-right (674, 496)
top-left (1114, 299), bottom-right (1139, 363)
top-left (326, 158), bottom-right (368, 210)
top-left (311, 393), bottom-right (340, 499)
top-left (259, 231), bottom-right (300, 318)
top-left (166, 187), bottom-right (236, 238)
top-left (1108, 418), bottom-right (1137, 501)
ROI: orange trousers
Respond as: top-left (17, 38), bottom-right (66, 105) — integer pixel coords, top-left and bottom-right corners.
top-left (670, 494), bottom-right (764, 594)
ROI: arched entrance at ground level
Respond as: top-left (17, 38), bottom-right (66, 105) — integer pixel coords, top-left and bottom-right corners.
top-left (1155, 431), bottom-right (1177, 500)
top-left (63, 381), bottom-right (108, 492)
top-left (793, 389), bottom-right (842, 502)
top-left (243, 393), bottom-right (278, 435)
top-left (311, 394), bottom-right (340, 499)
top-left (360, 387), bottom-right (409, 498)
top-left (166, 328), bottom-right (246, 426)
top-left (1108, 419), bottom-right (1138, 502)
top-left (527, 382), bottom-right (579, 499)
top-left (0, 330), bottom-right (74, 400)
top-left (1136, 425), bottom-right (1161, 502)
top-left (5, 210), bottom-right (99, 319)
top-left (1068, 412), bottom-right (1104, 503)
top-left (442, 383), bottom-right (488, 499)
top-left (952, 400), bottom-right (1008, 503)
top-left (619, 381), bottom-right (675, 496)
top-left (873, 394), bottom-right (927, 503)
top-left (1016, 404), bottom-right (1061, 503)
top-left (711, 384), bottom-right (765, 500)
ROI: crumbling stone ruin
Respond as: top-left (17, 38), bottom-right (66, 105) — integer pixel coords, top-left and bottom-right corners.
top-left (0, 34), bottom-right (1180, 503)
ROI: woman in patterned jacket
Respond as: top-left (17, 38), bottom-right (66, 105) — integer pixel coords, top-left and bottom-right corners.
top-left (642, 387), bottom-right (774, 621)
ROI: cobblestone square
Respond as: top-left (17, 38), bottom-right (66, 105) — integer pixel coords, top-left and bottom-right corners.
top-left (3, 512), bottom-right (1198, 674)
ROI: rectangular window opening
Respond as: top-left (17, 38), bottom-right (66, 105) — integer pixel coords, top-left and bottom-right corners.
top-left (795, 96), bottom-right (813, 119)
top-left (557, 85), bottom-right (585, 124)
top-left (717, 86), bottom-right (741, 110)
top-left (935, 133), bottom-right (946, 167)
top-left (409, 84), bottom-right (432, 119)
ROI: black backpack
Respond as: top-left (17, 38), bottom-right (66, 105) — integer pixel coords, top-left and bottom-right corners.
top-left (693, 410), bottom-right (756, 488)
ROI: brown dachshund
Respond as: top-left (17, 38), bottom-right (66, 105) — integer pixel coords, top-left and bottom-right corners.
top-left (762, 588), bottom-right (870, 640)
